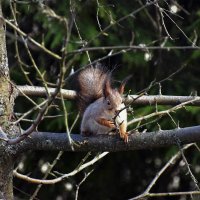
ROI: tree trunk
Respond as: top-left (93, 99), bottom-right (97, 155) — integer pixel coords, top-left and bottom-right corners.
top-left (0, 155), bottom-right (14, 199)
top-left (0, 2), bottom-right (15, 199)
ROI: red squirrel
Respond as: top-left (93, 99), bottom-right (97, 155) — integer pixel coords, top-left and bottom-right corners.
top-left (69, 64), bottom-right (130, 142)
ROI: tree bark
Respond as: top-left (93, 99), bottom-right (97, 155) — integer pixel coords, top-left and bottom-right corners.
top-left (17, 85), bottom-right (200, 106)
top-left (0, 2), bottom-right (15, 199)
top-left (15, 125), bottom-right (200, 152)
top-left (0, 155), bottom-right (14, 199)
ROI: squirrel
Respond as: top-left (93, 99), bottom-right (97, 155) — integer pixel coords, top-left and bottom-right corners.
top-left (69, 63), bottom-right (130, 142)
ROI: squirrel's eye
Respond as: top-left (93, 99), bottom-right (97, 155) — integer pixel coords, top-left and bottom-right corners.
top-left (107, 100), bottom-right (111, 105)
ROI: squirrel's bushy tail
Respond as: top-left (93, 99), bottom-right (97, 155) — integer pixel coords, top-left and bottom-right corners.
top-left (68, 63), bottom-right (109, 114)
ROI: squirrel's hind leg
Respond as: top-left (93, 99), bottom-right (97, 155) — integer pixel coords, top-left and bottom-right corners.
top-left (81, 130), bottom-right (93, 136)
top-left (119, 122), bottom-right (129, 143)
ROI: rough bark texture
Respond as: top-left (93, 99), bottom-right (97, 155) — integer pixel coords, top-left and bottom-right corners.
top-left (0, 4), bottom-right (10, 126)
top-left (0, 2), bottom-right (15, 199)
top-left (17, 86), bottom-right (200, 106)
top-left (16, 125), bottom-right (200, 152)
top-left (0, 154), bottom-right (14, 200)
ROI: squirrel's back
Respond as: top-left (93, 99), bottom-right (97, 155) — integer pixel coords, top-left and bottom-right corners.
top-left (68, 63), bottom-right (109, 114)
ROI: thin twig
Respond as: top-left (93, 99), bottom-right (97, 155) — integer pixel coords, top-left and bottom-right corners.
top-left (87, 1), bottom-right (156, 45)
top-left (30, 151), bottom-right (64, 200)
top-left (128, 97), bottom-right (200, 126)
top-left (179, 144), bottom-right (200, 190)
top-left (75, 169), bottom-right (94, 200)
top-left (68, 45), bottom-right (200, 54)
top-left (130, 143), bottom-right (194, 200)
top-left (3, 18), bottom-right (61, 60)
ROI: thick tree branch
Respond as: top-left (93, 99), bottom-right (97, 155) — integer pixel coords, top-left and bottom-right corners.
top-left (16, 85), bottom-right (200, 106)
top-left (15, 125), bottom-right (200, 152)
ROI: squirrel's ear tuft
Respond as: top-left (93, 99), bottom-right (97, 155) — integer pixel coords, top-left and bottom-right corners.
top-left (103, 74), bottom-right (112, 98)
top-left (118, 75), bottom-right (132, 95)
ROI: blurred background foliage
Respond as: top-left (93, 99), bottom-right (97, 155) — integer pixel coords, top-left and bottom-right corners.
top-left (2, 0), bottom-right (200, 199)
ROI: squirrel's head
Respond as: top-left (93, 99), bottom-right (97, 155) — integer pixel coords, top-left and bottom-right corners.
top-left (103, 75), bottom-right (130, 113)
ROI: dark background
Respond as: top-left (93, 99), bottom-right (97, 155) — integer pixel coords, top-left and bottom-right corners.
top-left (3, 0), bottom-right (200, 199)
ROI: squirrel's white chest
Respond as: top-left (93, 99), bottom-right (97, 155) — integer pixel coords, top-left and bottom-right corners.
top-left (115, 103), bottom-right (127, 125)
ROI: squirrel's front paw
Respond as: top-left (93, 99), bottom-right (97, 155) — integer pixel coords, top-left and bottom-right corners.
top-left (96, 118), bottom-right (116, 128)
top-left (107, 120), bottom-right (116, 128)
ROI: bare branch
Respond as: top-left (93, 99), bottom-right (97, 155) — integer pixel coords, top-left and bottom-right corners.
top-left (14, 125), bottom-right (200, 152)
top-left (135, 191), bottom-right (200, 198)
top-left (13, 152), bottom-right (108, 184)
top-left (16, 85), bottom-right (200, 106)
top-left (7, 76), bottom-right (63, 145)
top-left (2, 18), bottom-right (61, 60)
top-left (68, 45), bottom-right (200, 54)
top-left (87, 1), bottom-right (156, 44)
top-left (30, 151), bottom-right (64, 199)
top-left (75, 169), bottom-right (94, 200)
top-left (128, 96), bottom-right (200, 126)
top-left (125, 94), bottom-right (200, 106)
top-left (179, 145), bottom-right (200, 190)
top-left (130, 143), bottom-right (194, 200)
top-left (17, 85), bottom-right (77, 100)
